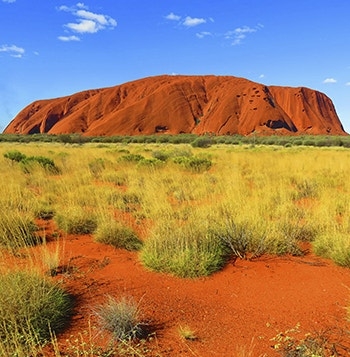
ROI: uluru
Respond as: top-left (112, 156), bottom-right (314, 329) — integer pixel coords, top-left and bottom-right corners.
top-left (3, 75), bottom-right (346, 136)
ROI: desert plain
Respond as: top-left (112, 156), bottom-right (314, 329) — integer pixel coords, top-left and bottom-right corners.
top-left (1, 140), bottom-right (350, 356)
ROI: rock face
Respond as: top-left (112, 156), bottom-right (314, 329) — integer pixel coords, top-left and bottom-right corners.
top-left (4, 75), bottom-right (346, 136)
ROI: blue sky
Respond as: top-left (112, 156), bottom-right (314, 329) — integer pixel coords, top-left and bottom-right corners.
top-left (1, 0), bottom-right (350, 133)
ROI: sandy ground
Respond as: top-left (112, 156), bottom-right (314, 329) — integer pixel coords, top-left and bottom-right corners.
top-left (29, 223), bottom-right (350, 357)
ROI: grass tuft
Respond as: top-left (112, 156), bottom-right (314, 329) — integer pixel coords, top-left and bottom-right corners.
top-left (94, 219), bottom-right (143, 251)
top-left (93, 295), bottom-right (144, 341)
top-left (55, 206), bottom-right (98, 235)
top-left (0, 212), bottom-right (39, 250)
top-left (178, 325), bottom-right (197, 341)
top-left (0, 270), bottom-right (72, 354)
top-left (140, 221), bottom-right (228, 278)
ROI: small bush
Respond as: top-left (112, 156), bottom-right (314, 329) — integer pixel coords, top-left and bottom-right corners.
top-left (94, 220), bottom-right (142, 251)
top-left (137, 158), bottom-right (163, 168)
top-left (191, 136), bottom-right (213, 148)
top-left (20, 156), bottom-right (60, 174)
top-left (3, 150), bottom-right (27, 162)
top-left (151, 150), bottom-right (171, 161)
top-left (93, 295), bottom-right (143, 341)
top-left (4, 151), bottom-right (60, 174)
top-left (0, 271), bottom-right (72, 353)
top-left (303, 139), bottom-right (316, 147)
top-left (118, 154), bottom-right (145, 163)
top-left (173, 156), bottom-right (212, 173)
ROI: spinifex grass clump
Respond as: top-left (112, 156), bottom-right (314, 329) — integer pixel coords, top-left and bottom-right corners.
top-left (0, 211), bottom-right (39, 250)
top-left (94, 218), bottom-right (143, 251)
top-left (0, 270), bottom-right (72, 354)
top-left (212, 217), bottom-right (266, 259)
top-left (55, 206), bottom-right (98, 235)
top-left (4, 141), bottom-right (350, 272)
top-left (93, 295), bottom-right (144, 341)
top-left (140, 220), bottom-right (228, 278)
top-left (34, 203), bottom-right (55, 220)
top-left (313, 231), bottom-right (350, 267)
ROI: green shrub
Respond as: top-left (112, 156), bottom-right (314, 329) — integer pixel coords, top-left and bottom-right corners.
top-left (293, 139), bottom-right (303, 146)
top-left (0, 271), bottom-right (72, 353)
top-left (118, 154), bottom-right (145, 163)
top-left (173, 156), bottom-right (212, 173)
top-left (5, 153), bottom-right (61, 174)
top-left (191, 136), bottom-right (213, 148)
top-left (303, 139), bottom-right (316, 146)
top-left (93, 295), bottom-right (143, 341)
top-left (3, 150), bottom-right (27, 162)
top-left (151, 150), bottom-right (171, 161)
top-left (20, 156), bottom-right (60, 174)
top-left (137, 158), bottom-right (164, 168)
top-left (94, 220), bottom-right (142, 251)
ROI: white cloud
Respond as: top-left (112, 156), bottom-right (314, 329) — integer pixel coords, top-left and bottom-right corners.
top-left (58, 35), bottom-right (80, 42)
top-left (196, 31), bottom-right (212, 39)
top-left (345, 82), bottom-right (350, 86)
top-left (76, 2), bottom-right (88, 9)
top-left (2, 0), bottom-right (16, 3)
top-left (0, 44), bottom-right (25, 58)
top-left (76, 9), bottom-right (117, 27)
top-left (182, 16), bottom-right (206, 27)
top-left (225, 25), bottom-right (259, 45)
top-left (259, 74), bottom-right (265, 79)
top-left (65, 19), bottom-right (99, 33)
top-left (165, 12), bottom-right (181, 21)
top-left (323, 78), bottom-right (337, 83)
top-left (165, 13), bottom-right (208, 28)
top-left (58, 5), bottom-right (70, 11)
top-left (58, 3), bottom-right (117, 38)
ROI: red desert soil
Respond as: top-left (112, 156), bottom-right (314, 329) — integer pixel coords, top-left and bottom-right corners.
top-left (22, 219), bottom-right (350, 357)
top-left (4, 75), bottom-right (346, 136)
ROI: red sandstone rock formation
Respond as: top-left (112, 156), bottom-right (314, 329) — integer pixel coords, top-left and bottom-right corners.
top-left (3, 75), bottom-right (346, 136)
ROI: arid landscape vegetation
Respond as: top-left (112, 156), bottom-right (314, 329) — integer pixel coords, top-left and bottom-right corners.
top-left (1, 138), bottom-right (350, 356)
top-left (2, 0), bottom-right (350, 355)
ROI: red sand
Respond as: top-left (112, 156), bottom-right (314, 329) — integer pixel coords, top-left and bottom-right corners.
top-left (31, 231), bottom-right (350, 357)
top-left (4, 75), bottom-right (346, 137)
